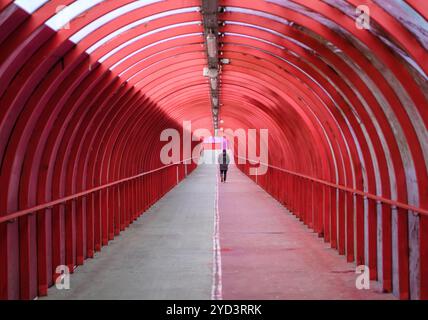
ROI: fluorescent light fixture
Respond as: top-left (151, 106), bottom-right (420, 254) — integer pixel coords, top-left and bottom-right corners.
top-left (210, 77), bottom-right (217, 90)
top-left (206, 33), bottom-right (217, 58)
top-left (203, 67), bottom-right (218, 78)
top-left (14, 0), bottom-right (48, 14)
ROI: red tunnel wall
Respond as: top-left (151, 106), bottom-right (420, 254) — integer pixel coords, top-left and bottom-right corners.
top-left (0, 0), bottom-right (427, 300)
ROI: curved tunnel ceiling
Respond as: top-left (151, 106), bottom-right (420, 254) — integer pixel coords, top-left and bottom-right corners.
top-left (0, 0), bottom-right (427, 300)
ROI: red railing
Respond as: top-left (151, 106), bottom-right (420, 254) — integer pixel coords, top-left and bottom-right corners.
top-left (0, 159), bottom-right (197, 224)
top-left (0, 158), bottom-right (198, 298)
top-left (236, 156), bottom-right (427, 300)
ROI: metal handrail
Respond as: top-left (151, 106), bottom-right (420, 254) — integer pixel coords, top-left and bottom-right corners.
top-left (0, 158), bottom-right (194, 224)
top-left (236, 156), bottom-right (428, 217)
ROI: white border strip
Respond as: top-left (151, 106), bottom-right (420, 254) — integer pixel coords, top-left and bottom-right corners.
top-left (14, 0), bottom-right (49, 14)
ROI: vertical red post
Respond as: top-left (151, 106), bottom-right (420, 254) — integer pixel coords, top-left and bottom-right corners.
top-left (37, 209), bottom-right (48, 296)
top-left (346, 191), bottom-right (354, 262)
top-left (114, 186), bottom-right (120, 236)
top-left (86, 193), bottom-right (94, 258)
top-left (19, 214), bottom-right (37, 299)
top-left (356, 194), bottom-right (365, 266)
top-left (65, 200), bottom-right (76, 273)
top-left (397, 207), bottom-right (409, 299)
top-left (368, 198), bottom-right (378, 280)
top-left (120, 184), bottom-right (125, 231)
top-left (330, 187), bottom-right (337, 249)
top-left (108, 187), bottom-right (115, 240)
top-left (323, 185), bottom-right (330, 243)
top-left (93, 191), bottom-right (101, 252)
top-left (76, 197), bottom-right (85, 265)
top-left (338, 189), bottom-right (345, 255)
top-left (382, 203), bottom-right (392, 292)
top-left (51, 204), bottom-right (65, 281)
top-left (101, 188), bottom-right (109, 246)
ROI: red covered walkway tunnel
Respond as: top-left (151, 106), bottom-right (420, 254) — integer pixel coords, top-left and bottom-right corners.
top-left (0, 0), bottom-right (427, 300)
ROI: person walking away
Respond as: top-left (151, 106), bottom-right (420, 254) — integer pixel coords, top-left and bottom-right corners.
top-left (218, 149), bottom-right (230, 182)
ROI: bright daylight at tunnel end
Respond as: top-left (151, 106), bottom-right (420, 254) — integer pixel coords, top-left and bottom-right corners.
top-left (0, 0), bottom-right (427, 307)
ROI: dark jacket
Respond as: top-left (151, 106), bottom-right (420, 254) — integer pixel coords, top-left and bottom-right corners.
top-left (218, 153), bottom-right (230, 171)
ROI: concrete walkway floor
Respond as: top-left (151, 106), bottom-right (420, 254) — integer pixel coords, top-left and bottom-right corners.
top-left (218, 164), bottom-right (394, 300)
top-left (43, 161), bottom-right (394, 300)
top-left (44, 163), bottom-right (217, 300)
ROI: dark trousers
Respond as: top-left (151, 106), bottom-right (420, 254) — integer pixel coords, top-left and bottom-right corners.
top-left (220, 169), bottom-right (227, 182)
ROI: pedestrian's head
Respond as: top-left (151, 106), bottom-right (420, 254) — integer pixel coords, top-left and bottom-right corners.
top-left (223, 149), bottom-right (226, 154)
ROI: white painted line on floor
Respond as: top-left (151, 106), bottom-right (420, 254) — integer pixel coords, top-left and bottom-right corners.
top-left (211, 166), bottom-right (223, 300)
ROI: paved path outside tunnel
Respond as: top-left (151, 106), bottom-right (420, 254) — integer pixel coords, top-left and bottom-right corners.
top-left (44, 163), bottom-right (217, 300)
top-left (43, 158), bottom-right (394, 300)
top-left (218, 164), bottom-right (394, 300)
